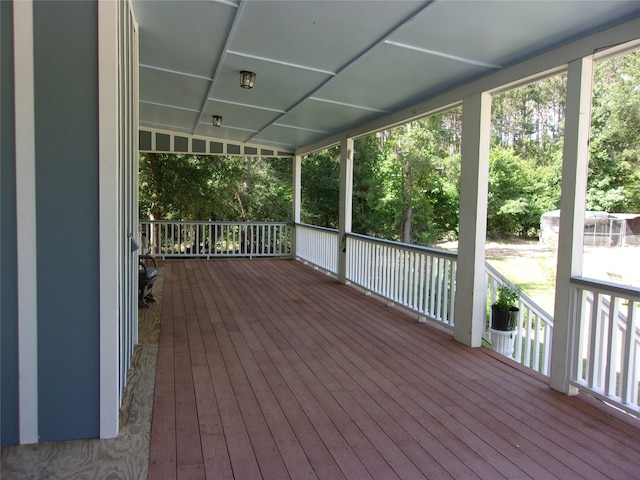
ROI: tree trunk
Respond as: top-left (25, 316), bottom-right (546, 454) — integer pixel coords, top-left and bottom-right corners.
top-left (401, 160), bottom-right (412, 244)
top-left (402, 203), bottom-right (412, 244)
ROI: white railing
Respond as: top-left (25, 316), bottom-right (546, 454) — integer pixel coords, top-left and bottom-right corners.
top-left (570, 277), bottom-right (640, 417)
top-left (139, 220), bottom-right (292, 258)
top-left (485, 263), bottom-right (554, 375)
top-left (295, 223), bottom-right (339, 274)
top-left (142, 219), bottom-right (561, 376)
top-left (346, 233), bottom-right (457, 327)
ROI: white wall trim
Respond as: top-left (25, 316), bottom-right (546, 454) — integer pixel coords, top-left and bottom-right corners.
top-left (13, 0), bottom-right (39, 445)
top-left (98, 0), bottom-right (120, 439)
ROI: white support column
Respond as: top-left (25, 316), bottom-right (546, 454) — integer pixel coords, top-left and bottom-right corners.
top-left (98, 0), bottom-right (120, 438)
top-left (550, 57), bottom-right (594, 394)
top-left (338, 137), bottom-right (354, 284)
top-left (292, 154), bottom-right (302, 257)
top-left (454, 92), bottom-right (492, 348)
top-left (14, 0), bottom-right (39, 445)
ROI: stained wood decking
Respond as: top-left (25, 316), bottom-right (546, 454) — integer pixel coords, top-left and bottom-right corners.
top-left (148, 259), bottom-right (640, 480)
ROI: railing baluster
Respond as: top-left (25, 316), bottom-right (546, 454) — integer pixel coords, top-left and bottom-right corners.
top-left (366, 240), bottom-right (372, 291)
top-left (605, 295), bottom-right (619, 396)
top-left (137, 221), bottom-right (291, 259)
top-left (621, 300), bottom-right (637, 405)
top-left (437, 258), bottom-right (445, 321)
top-left (587, 292), bottom-right (602, 390)
top-left (449, 261), bottom-right (457, 325)
top-left (569, 277), bottom-right (640, 417)
top-left (533, 312), bottom-right (541, 372)
top-left (442, 259), bottom-right (450, 324)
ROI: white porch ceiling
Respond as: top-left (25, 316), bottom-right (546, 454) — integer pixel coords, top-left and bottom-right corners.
top-left (132, 0), bottom-right (640, 153)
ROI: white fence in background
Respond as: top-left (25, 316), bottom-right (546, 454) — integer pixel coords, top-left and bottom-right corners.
top-left (570, 277), bottom-right (640, 417)
top-left (485, 264), bottom-right (554, 375)
top-left (347, 233), bottom-right (457, 327)
top-left (295, 223), bottom-right (339, 274)
top-left (139, 220), bottom-right (292, 258)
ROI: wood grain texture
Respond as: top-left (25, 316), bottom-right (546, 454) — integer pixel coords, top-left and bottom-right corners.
top-left (5, 259), bottom-right (638, 480)
top-left (148, 259), bottom-right (640, 480)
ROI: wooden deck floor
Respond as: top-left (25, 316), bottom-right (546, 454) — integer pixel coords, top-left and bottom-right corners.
top-left (148, 259), bottom-right (640, 480)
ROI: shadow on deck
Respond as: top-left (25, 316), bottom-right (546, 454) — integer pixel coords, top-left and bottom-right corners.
top-left (149, 259), bottom-right (640, 480)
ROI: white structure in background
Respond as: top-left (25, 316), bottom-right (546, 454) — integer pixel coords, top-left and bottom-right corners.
top-left (541, 210), bottom-right (640, 246)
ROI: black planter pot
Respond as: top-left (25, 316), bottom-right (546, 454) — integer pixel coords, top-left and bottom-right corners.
top-left (490, 305), bottom-right (519, 331)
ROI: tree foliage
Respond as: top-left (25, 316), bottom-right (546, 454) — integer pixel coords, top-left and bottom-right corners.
top-left (299, 147), bottom-right (340, 228)
top-left (139, 153), bottom-right (292, 221)
top-left (587, 51), bottom-right (640, 212)
top-left (140, 50), bottom-right (640, 244)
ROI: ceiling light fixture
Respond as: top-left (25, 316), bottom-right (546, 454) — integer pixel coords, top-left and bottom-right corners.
top-left (240, 70), bottom-right (256, 89)
top-left (212, 115), bottom-right (223, 127)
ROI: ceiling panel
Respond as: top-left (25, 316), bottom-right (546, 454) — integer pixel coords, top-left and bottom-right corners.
top-left (229, 0), bottom-right (427, 74)
top-left (211, 54), bottom-right (332, 113)
top-left (139, 103), bottom-right (201, 133)
top-left (315, 43), bottom-right (488, 113)
top-left (390, 1), bottom-right (640, 69)
top-left (134, 0), bottom-right (236, 79)
top-left (131, 0), bottom-right (640, 152)
top-left (252, 124), bottom-right (327, 149)
top-left (277, 100), bottom-right (379, 140)
top-left (201, 100), bottom-right (282, 133)
top-left (139, 68), bottom-right (210, 112)
top-left (193, 123), bottom-right (256, 144)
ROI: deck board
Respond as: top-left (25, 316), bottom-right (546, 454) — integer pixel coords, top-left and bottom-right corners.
top-left (148, 259), bottom-right (640, 480)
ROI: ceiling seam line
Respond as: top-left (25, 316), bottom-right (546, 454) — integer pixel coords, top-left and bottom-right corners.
top-left (245, 0), bottom-right (439, 146)
top-left (191, 0), bottom-right (249, 135)
top-left (208, 97), bottom-right (286, 113)
top-left (384, 40), bottom-right (502, 69)
top-left (140, 100), bottom-right (201, 113)
top-left (196, 120), bottom-right (259, 133)
top-left (225, 50), bottom-right (336, 76)
top-left (308, 96), bottom-right (391, 113)
top-left (272, 123), bottom-right (329, 134)
top-left (140, 64), bottom-right (212, 81)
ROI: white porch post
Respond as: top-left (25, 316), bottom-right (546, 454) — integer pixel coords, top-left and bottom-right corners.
top-left (550, 57), bottom-right (594, 394)
top-left (338, 137), bottom-right (354, 284)
top-left (14, 0), bottom-right (39, 444)
top-left (292, 154), bottom-right (302, 257)
top-left (454, 92), bottom-right (492, 347)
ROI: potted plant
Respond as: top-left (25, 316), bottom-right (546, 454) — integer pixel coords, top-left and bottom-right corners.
top-left (490, 285), bottom-right (520, 356)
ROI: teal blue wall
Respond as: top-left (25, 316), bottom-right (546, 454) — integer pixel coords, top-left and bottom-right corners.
top-left (1, 0), bottom-right (19, 446)
top-left (34, 1), bottom-right (100, 442)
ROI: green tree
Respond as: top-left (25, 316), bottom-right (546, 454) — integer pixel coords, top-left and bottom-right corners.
top-left (352, 135), bottom-right (395, 237)
top-left (301, 147), bottom-right (340, 228)
top-left (372, 110), bottom-right (460, 245)
top-left (588, 51), bottom-right (640, 212)
top-left (139, 153), bottom-right (293, 221)
top-left (492, 75), bottom-right (566, 164)
top-left (487, 147), bottom-right (560, 238)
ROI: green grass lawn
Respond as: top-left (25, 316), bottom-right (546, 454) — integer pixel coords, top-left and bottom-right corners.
top-left (438, 239), bottom-right (640, 317)
top-left (484, 241), bottom-right (558, 315)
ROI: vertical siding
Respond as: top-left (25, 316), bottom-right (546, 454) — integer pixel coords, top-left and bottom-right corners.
top-left (1, 0), bottom-right (19, 446)
top-left (33, 1), bottom-right (100, 441)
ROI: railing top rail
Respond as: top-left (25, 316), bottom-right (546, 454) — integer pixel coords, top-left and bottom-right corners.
top-left (486, 261), bottom-right (554, 326)
top-left (485, 261), bottom-right (517, 288)
top-left (296, 223), bottom-right (340, 234)
top-left (571, 276), bottom-right (640, 302)
top-left (140, 219), bottom-right (291, 226)
top-left (346, 232), bottom-right (458, 260)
